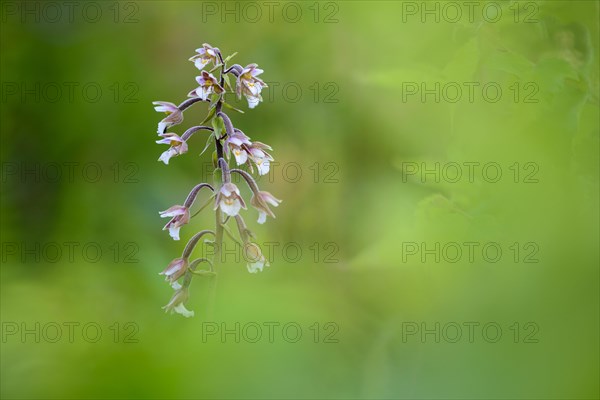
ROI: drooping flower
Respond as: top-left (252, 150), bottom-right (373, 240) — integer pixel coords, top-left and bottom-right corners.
top-left (250, 191), bottom-right (282, 224)
top-left (162, 286), bottom-right (194, 318)
top-left (214, 182), bottom-right (246, 217)
top-left (243, 242), bottom-right (269, 273)
top-left (159, 205), bottom-right (190, 240)
top-left (157, 133), bottom-right (188, 165)
top-left (225, 130), bottom-right (252, 165)
top-left (188, 71), bottom-right (225, 101)
top-left (159, 257), bottom-right (188, 284)
top-left (247, 142), bottom-right (274, 175)
top-left (236, 64), bottom-right (267, 109)
top-left (189, 43), bottom-right (219, 71)
top-left (153, 101), bottom-right (183, 134)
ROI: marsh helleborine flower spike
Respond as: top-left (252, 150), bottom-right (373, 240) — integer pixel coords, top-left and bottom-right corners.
top-left (153, 44), bottom-right (281, 317)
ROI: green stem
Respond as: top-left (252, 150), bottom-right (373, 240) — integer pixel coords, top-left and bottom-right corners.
top-left (207, 208), bottom-right (223, 321)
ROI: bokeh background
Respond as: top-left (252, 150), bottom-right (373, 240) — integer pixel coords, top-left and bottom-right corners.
top-left (1, 1), bottom-right (598, 398)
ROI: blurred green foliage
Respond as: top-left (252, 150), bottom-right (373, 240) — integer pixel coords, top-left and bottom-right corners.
top-left (1, 1), bottom-right (598, 399)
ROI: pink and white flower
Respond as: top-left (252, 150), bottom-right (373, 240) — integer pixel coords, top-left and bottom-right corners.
top-left (236, 64), bottom-right (267, 109)
top-left (159, 257), bottom-right (188, 284)
top-left (153, 101), bottom-right (183, 134)
top-left (214, 182), bottom-right (246, 217)
top-left (159, 205), bottom-right (190, 240)
top-left (243, 242), bottom-right (269, 273)
top-left (225, 130), bottom-right (252, 165)
top-left (188, 71), bottom-right (224, 101)
top-left (162, 286), bottom-right (194, 318)
top-left (189, 43), bottom-right (219, 71)
top-left (250, 191), bottom-right (282, 224)
top-left (247, 142), bottom-right (274, 175)
top-left (157, 133), bottom-right (188, 165)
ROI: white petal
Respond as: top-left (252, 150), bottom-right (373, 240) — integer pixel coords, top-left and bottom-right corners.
top-left (199, 87), bottom-right (210, 100)
top-left (158, 150), bottom-right (173, 165)
top-left (257, 211), bottom-right (267, 224)
top-left (220, 199), bottom-right (241, 217)
top-left (158, 121), bottom-right (168, 134)
top-left (234, 149), bottom-right (248, 165)
top-left (171, 282), bottom-right (182, 290)
top-left (247, 260), bottom-right (265, 273)
top-left (246, 95), bottom-right (260, 109)
top-left (256, 159), bottom-right (270, 175)
top-left (168, 225), bottom-right (181, 241)
top-left (173, 303), bottom-right (194, 318)
top-left (194, 58), bottom-right (209, 70)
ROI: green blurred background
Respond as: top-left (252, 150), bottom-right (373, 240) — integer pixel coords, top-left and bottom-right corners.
top-left (1, 1), bottom-right (598, 398)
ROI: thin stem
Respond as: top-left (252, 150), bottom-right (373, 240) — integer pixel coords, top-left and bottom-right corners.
top-left (182, 230), bottom-right (215, 259)
top-left (218, 158), bottom-right (231, 183)
top-left (222, 222), bottom-right (243, 246)
top-left (224, 64), bottom-right (243, 76)
top-left (217, 111), bottom-right (235, 138)
top-left (191, 194), bottom-right (216, 218)
top-left (207, 207), bottom-right (223, 321)
top-left (234, 214), bottom-right (251, 243)
top-left (178, 97), bottom-right (208, 112)
top-left (215, 135), bottom-right (224, 159)
top-left (190, 258), bottom-right (214, 273)
top-left (230, 168), bottom-right (260, 195)
top-left (183, 183), bottom-right (214, 209)
top-left (181, 125), bottom-right (213, 141)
